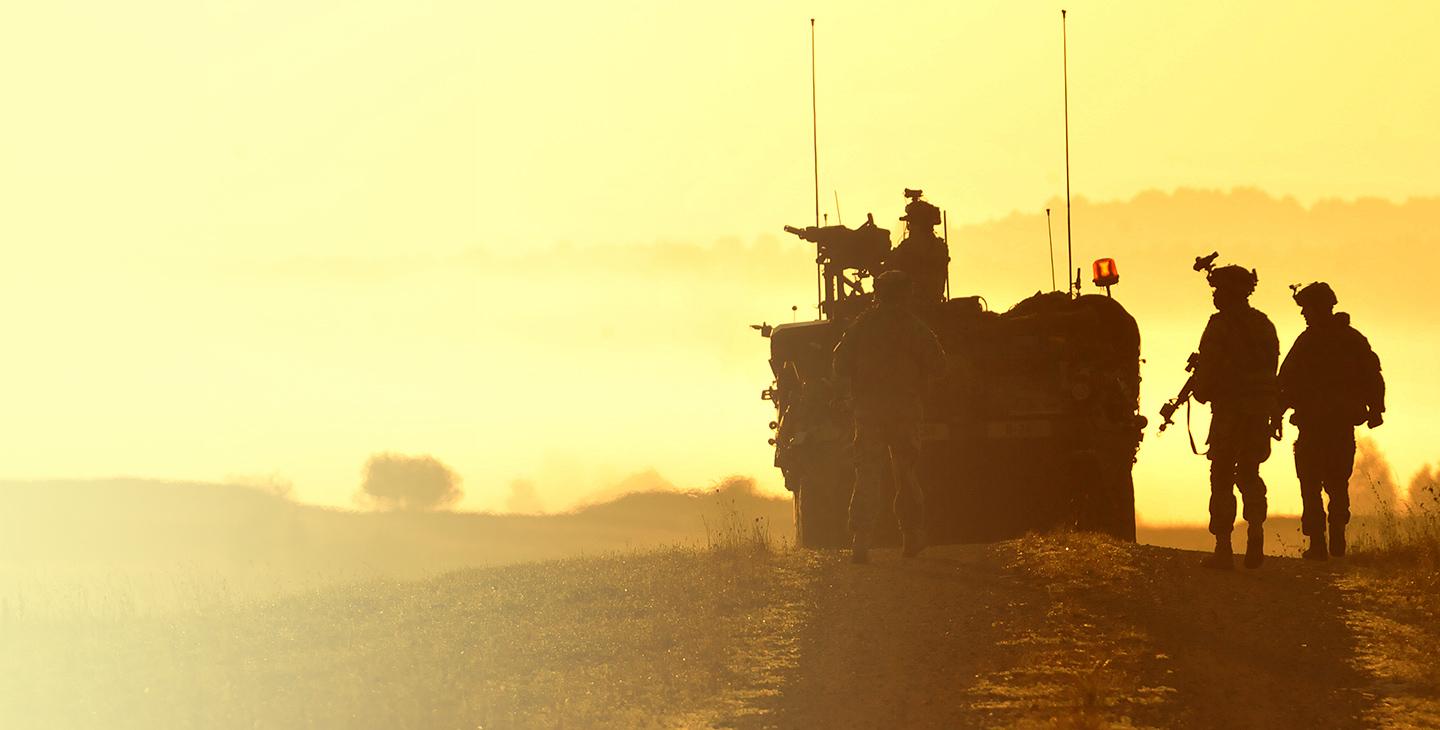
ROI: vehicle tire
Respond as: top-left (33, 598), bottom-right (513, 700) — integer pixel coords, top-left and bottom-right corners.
top-left (795, 458), bottom-right (850, 549)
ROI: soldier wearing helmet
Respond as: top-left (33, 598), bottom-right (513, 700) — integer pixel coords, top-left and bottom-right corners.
top-left (1277, 282), bottom-right (1385, 560)
top-left (832, 270), bottom-right (947, 563)
top-left (1192, 264), bottom-right (1279, 569)
top-left (884, 189), bottom-right (950, 303)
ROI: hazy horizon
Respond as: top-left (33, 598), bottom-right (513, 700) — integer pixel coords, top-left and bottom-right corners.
top-left (5, 2), bottom-right (1440, 525)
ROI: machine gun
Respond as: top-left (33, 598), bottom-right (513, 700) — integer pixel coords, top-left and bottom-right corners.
top-left (784, 214), bottom-right (891, 317)
top-left (1157, 352), bottom-right (1199, 433)
top-left (783, 214), bottom-right (890, 273)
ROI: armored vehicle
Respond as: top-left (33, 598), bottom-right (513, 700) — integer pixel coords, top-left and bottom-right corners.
top-left (757, 194), bottom-right (1144, 548)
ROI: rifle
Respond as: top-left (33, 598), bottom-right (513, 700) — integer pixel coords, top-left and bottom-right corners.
top-left (1157, 352), bottom-right (1199, 434)
top-left (1155, 252), bottom-right (1220, 439)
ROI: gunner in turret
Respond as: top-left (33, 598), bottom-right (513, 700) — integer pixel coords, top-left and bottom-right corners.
top-left (885, 189), bottom-right (950, 303)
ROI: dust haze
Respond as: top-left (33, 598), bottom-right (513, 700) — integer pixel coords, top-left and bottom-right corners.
top-left (9, 189), bottom-right (1440, 725)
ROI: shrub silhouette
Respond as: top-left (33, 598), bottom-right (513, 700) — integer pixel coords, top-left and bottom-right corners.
top-left (357, 453), bottom-right (463, 511)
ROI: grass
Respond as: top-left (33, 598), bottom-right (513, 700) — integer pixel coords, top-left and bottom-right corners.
top-left (1338, 476), bottom-right (1440, 727)
top-left (0, 479), bottom-right (801, 728)
top-left (1006, 531), bottom-right (1148, 730)
top-left (1351, 474), bottom-right (1440, 593)
top-left (0, 545), bottom-right (805, 729)
top-left (701, 490), bottom-right (777, 556)
top-left (1051, 660), bottom-right (1129, 730)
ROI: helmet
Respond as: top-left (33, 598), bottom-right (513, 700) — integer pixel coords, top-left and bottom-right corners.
top-left (1293, 282), bottom-right (1337, 308)
top-left (874, 270), bottom-right (914, 302)
top-left (900, 199), bottom-right (941, 227)
top-left (1207, 265), bottom-right (1258, 295)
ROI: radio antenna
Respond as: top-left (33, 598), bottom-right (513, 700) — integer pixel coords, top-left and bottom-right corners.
top-left (834, 190), bottom-right (842, 226)
top-left (811, 18), bottom-right (822, 315)
top-left (1061, 9), bottom-right (1075, 297)
top-left (943, 210), bottom-right (950, 299)
top-left (811, 19), bottom-right (820, 228)
top-left (1046, 207), bottom-right (1057, 291)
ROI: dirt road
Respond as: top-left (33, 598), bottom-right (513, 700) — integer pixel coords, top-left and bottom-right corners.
top-left (10, 532), bottom-right (1436, 728)
top-left (721, 533), bottom-right (1439, 729)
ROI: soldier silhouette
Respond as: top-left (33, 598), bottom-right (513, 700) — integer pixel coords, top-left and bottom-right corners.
top-left (832, 270), bottom-right (946, 563)
top-left (1277, 282), bottom-right (1385, 560)
top-left (885, 189), bottom-right (949, 303)
top-left (1192, 264), bottom-right (1278, 569)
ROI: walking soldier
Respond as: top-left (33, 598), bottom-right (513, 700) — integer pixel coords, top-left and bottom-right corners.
top-left (1277, 282), bottom-right (1385, 560)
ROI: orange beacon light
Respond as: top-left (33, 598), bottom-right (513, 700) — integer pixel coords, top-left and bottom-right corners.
top-left (1092, 257), bottom-right (1119, 288)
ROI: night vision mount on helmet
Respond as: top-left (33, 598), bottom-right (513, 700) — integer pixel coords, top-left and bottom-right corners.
top-left (1194, 252), bottom-right (1259, 295)
top-left (1291, 281), bottom-right (1337, 308)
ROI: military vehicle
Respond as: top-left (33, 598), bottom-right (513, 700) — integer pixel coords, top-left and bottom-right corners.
top-left (756, 193), bottom-right (1144, 548)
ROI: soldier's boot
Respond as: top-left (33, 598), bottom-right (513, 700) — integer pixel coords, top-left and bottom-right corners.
top-left (1329, 525), bottom-right (1346, 558)
top-left (901, 527), bottom-right (926, 558)
top-left (850, 534), bottom-right (870, 565)
top-left (1244, 524), bottom-right (1264, 569)
top-left (1302, 532), bottom-right (1329, 561)
top-left (1201, 534), bottom-right (1234, 570)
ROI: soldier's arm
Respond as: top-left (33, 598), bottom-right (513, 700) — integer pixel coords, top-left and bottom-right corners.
top-left (1261, 316), bottom-right (1280, 375)
top-left (832, 331), bottom-right (854, 379)
top-left (914, 320), bottom-right (946, 379)
top-left (1357, 330), bottom-right (1386, 420)
top-left (1192, 317), bottom-right (1222, 404)
top-left (832, 312), bottom-right (870, 379)
top-left (1276, 337), bottom-right (1300, 414)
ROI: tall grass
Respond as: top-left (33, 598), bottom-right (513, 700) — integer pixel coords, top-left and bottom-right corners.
top-left (701, 493), bottom-right (776, 555)
top-left (1352, 474), bottom-right (1440, 588)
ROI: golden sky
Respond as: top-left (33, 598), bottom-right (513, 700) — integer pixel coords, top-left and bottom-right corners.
top-left (3, 1), bottom-right (1439, 523)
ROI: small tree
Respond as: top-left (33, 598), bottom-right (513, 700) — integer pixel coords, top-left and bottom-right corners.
top-left (356, 453), bottom-right (463, 511)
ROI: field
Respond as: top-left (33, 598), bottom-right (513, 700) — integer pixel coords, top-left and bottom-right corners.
top-left (3, 479), bottom-right (1438, 728)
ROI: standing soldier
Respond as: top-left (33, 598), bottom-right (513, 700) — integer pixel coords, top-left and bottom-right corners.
top-left (1277, 282), bottom-right (1385, 560)
top-left (1192, 265), bottom-right (1279, 569)
top-left (833, 270), bottom-right (946, 563)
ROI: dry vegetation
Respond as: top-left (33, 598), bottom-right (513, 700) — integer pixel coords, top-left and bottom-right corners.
top-left (0, 547), bottom-right (809, 729)
top-left (7, 477), bottom-right (1440, 728)
top-left (1339, 477), bottom-right (1440, 727)
top-left (0, 479), bottom-right (796, 728)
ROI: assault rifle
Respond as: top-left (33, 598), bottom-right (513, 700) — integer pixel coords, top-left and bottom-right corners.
top-left (1157, 251), bottom-right (1222, 435)
top-left (1157, 352), bottom-right (1199, 434)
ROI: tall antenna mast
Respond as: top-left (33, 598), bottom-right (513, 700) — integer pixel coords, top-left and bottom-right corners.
top-left (811, 18), bottom-right (822, 315)
top-left (1046, 207), bottom-right (1057, 292)
top-left (811, 18), bottom-right (820, 229)
top-left (1061, 9), bottom-right (1075, 297)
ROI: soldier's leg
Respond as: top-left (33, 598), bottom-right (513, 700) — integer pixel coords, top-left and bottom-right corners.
top-left (1294, 429), bottom-right (1328, 537)
top-left (1236, 462), bottom-right (1268, 568)
top-left (848, 421), bottom-right (887, 551)
top-left (1208, 454), bottom-right (1239, 537)
top-left (888, 422), bottom-right (925, 553)
top-left (1235, 412), bottom-right (1271, 568)
top-left (1323, 427), bottom-right (1356, 530)
top-left (1324, 427), bottom-right (1357, 556)
top-left (1201, 453), bottom-right (1239, 568)
top-left (1236, 463), bottom-right (1268, 525)
top-left (888, 423), bottom-right (923, 531)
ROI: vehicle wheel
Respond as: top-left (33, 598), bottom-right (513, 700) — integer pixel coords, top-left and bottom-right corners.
top-left (795, 461), bottom-right (850, 549)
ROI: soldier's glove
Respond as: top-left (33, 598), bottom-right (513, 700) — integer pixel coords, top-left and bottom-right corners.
top-left (1270, 415), bottom-right (1284, 441)
top-left (1367, 412), bottom-right (1384, 429)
